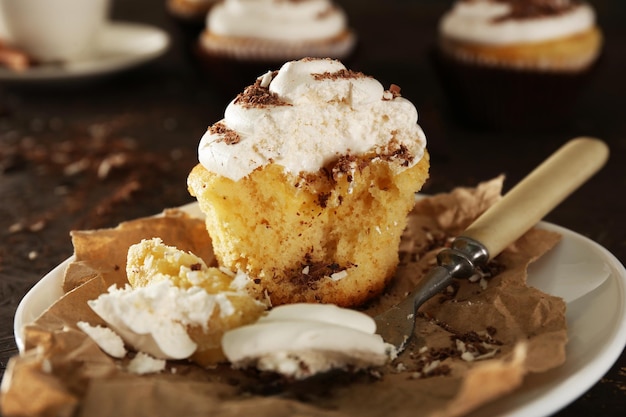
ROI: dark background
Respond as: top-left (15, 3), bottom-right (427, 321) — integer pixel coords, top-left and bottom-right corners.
top-left (1, 1), bottom-right (624, 416)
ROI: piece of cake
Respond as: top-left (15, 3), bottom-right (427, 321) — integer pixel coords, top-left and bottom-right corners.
top-left (195, 0), bottom-right (357, 96)
top-left (432, 0), bottom-right (603, 130)
top-left (88, 238), bottom-right (267, 366)
top-left (187, 57), bottom-right (430, 307)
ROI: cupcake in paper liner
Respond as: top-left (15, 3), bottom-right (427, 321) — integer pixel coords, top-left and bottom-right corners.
top-left (432, 0), bottom-right (603, 131)
top-left (195, 0), bottom-right (357, 97)
top-left (187, 58), bottom-right (429, 308)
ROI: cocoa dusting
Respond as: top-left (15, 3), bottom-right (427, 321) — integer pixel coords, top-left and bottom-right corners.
top-left (209, 121), bottom-right (241, 145)
top-left (234, 76), bottom-right (290, 108)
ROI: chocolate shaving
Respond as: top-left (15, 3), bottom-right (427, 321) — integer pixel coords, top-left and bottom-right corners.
top-left (209, 122), bottom-right (241, 145)
top-left (312, 69), bottom-right (371, 81)
top-left (317, 192), bottom-right (331, 208)
top-left (233, 77), bottom-right (290, 108)
top-left (290, 257), bottom-right (354, 288)
top-left (389, 84), bottom-right (402, 98)
top-left (378, 139), bottom-right (414, 167)
top-left (330, 154), bottom-right (370, 183)
top-left (0, 120), bottom-right (196, 231)
top-left (383, 85), bottom-right (402, 101)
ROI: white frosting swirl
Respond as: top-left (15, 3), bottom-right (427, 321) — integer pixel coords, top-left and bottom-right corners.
top-left (198, 58), bottom-right (427, 182)
top-left (208, 0), bottom-right (348, 42)
top-left (439, 0), bottom-right (596, 45)
top-left (222, 303), bottom-right (395, 379)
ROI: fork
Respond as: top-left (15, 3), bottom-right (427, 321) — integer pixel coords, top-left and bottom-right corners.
top-left (375, 137), bottom-right (609, 354)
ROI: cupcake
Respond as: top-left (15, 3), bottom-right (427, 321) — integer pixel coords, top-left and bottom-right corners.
top-left (433, 0), bottom-right (603, 130)
top-left (187, 57), bottom-right (430, 308)
top-left (195, 0), bottom-right (357, 96)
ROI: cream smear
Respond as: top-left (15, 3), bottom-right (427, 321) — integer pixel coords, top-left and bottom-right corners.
top-left (88, 280), bottom-right (233, 360)
top-left (198, 57), bottom-right (427, 181)
top-left (222, 303), bottom-right (396, 379)
top-left (439, 0), bottom-right (596, 45)
top-left (207, 0), bottom-right (347, 42)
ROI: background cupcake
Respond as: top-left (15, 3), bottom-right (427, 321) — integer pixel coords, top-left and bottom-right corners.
top-left (195, 0), bottom-right (357, 97)
top-left (432, 0), bottom-right (603, 131)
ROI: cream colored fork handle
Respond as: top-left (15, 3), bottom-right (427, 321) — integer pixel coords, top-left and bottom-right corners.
top-left (462, 137), bottom-right (609, 260)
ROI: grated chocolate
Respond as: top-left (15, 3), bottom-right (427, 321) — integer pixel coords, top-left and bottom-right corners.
top-left (290, 256), bottom-right (355, 288)
top-left (378, 139), bottom-right (414, 167)
top-left (312, 69), bottom-right (371, 81)
top-left (209, 121), bottom-right (241, 145)
top-left (330, 154), bottom-right (367, 183)
top-left (233, 76), bottom-right (290, 109)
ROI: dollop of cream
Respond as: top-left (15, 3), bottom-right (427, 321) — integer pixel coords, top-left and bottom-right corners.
top-left (439, 0), bottom-right (596, 45)
top-left (88, 280), bottom-right (233, 360)
top-left (76, 321), bottom-right (127, 358)
top-left (198, 57), bottom-right (427, 181)
top-left (222, 303), bottom-right (396, 379)
top-left (207, 0), bottom-right (348, 42)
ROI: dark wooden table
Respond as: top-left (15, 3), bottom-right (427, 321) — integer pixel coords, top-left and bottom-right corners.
top-left (1, 1), bottom-right (624, 416)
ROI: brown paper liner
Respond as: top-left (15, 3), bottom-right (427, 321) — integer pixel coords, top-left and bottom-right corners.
top-left (431, 47), bottom-right (601, 132)
top-left (0, 177), bottom-right (568, 417)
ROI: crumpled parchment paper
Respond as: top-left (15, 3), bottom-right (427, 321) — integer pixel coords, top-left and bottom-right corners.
top-left (0, 177), bottom-right (567, 417)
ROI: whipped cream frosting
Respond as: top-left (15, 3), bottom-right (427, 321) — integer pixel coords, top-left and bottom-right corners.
top-left (76, 321), bottom-right (127, 358)
top-left (207, 0), bottom-right (348, 42)
top-left (222, 303), bottom-right (395, 379)
top-left (198, 58), bottom-right (427, 182)
top-left (88, 280), bottom-right (235, 360)
top-left (440, 0), bottom-right (596, 45)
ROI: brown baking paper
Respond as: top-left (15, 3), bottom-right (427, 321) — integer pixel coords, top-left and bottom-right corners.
top-left (0, 177), bottom-right (567, 417)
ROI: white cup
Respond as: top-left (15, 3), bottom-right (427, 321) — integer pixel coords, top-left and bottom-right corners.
top-left (0, 0), bottom-right (111, 63)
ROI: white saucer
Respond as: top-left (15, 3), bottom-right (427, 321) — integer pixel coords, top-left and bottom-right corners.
top-left (12, 203), bottom-right (626, 417)
top-left (0, 21), bottom-right (170, 81)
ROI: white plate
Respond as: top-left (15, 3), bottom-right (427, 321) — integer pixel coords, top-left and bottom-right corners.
top-left (0, 21), bottom-right (170, 81)
top-left (13, 204), bottom-right (626, 417)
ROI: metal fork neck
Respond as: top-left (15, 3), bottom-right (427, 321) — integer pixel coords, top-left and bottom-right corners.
top-left (436, 236), bottom-right (489, 279)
